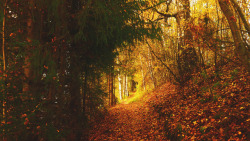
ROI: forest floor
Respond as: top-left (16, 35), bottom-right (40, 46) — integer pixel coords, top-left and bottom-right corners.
top-left (89, 83), bottom-right (173, 140)
top-left (89, 64), bottom-right (249, 141)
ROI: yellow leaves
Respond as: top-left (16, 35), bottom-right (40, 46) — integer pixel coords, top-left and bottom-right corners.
top-left (240, 107), bottom-right (244, 110)
top-left (193, 121), bottom-right (197, 125)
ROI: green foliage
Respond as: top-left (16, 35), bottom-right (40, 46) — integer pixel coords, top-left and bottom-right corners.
top-left (199, 97), bottom-right (210, 103)
top-left (223, 82), bottom-right (229, 87)
top-left (213, 94), bottom-right (220, 102)
top-left (213, 112), bottom-right (224, 119)
top-left (1, 0), bottom-right (165, 140)
top-left (201, 71), bottom-right (207, 79)
top-left (201, 86), bottom-right (208, 92)
top-left (46, 123), bottom-right (64, 141)
top-left (0, 8), bottom-right (3, 25)
top-left (230, 69), bottom-right (239, 79)
top-left (200, 126), bottom-right (206, 134)
top-left (213, 81), bottom-right (221, 88)
top-left (165, 122), bottom-right (184, 141)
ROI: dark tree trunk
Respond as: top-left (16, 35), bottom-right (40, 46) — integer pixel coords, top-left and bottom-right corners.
top-left (67, 0), bottom-right (84, 140)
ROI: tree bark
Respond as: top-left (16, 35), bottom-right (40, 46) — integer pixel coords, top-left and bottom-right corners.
top-left (117, 57), bottom-right (122, 100)
top-left (147, 45), bottom-right (156, 88)
top-left (2, 0), bottom-right (7, 139)
top-left (23, 0), bottom-right (34, 93)
top-left (67, 0), bottom-right (83, 139)
top-left (139, 53), bottom-right (146, 91)
top-left (181, 0), bottom-right (192, 44)
top-left (230, 0), bottom-right (250, 35)
top-left (83, 65), bottom-right (88, 113)
top-left (111, 69), bottom-right (114, 106)
top-left (218, 0), bottom-right (249, 71)
top-left (125, 75), bottom-right (128, 97)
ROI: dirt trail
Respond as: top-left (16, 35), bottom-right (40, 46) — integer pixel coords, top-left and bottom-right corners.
top-left (89, 102), bottom-right (166, 140)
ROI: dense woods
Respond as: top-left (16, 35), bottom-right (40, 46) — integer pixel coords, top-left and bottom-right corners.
top-left (1, 0), bottom-right (249, 140)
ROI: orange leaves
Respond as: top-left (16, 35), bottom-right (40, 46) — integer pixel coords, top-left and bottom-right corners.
top-left (230, 16), bottom-right (237, 22)
top-left (21, 114), bottom-right (27, 118)
top-left (24, 118), bottom-right (29, 125)
top-left (6, 121), bottom-right (12, 124)
top-left (44, 65), bottom-right (48, 69)
top-left (51, 37), bottom-right (56, 42)
top-left (21, 114), bottom-right (29, 125)
top-left (20, 113), bottom-right (30, 126)
top-left (89, 98), bottom-right (167, 140)
top-left (18, 29), bottom-right (22, 33)
top-left (89, 61), bottom-right (249, 140)
top-left (9, 33), bottom-right (15, 37)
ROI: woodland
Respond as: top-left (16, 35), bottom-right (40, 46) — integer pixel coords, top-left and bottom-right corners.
top-left (0, 0), bottom-right (249, 140)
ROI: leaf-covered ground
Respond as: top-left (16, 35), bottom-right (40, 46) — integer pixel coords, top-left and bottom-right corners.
top-left (89, 102), bottom-right (166, 140)
top-left (89, 64), bottom-right (249, 140)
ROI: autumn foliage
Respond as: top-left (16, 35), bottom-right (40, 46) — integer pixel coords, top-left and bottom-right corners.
top-left (1, 0), bottom-right (250, 140)
top-left (90, 61), bottom-right (249, 140)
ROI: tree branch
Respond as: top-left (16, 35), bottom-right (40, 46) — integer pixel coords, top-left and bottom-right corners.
top-left (145, 39), bottom-right (181, 83)
top-left (230, 0), bottom-right (250, 36)
top-left (154, 9), bottom-right (178, 19)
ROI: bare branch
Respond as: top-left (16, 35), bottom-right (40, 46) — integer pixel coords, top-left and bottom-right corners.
top-left (145, 39), bottom-right (181, 83)
top-left (154, 9), bottom-right (177, 18)
top-left (230, 0), bottom-right (250, 36)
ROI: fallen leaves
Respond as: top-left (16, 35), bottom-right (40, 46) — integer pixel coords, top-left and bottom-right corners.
top-left (89, 102), bottom-right (167, 140)
top-left (89, 63), bottom-right (249, 140)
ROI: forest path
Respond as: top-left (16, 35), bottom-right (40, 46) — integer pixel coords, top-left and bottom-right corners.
top-left (89, 103), bottom-right (165, 140)
top-left (89, 83), bottom-right (173, 141)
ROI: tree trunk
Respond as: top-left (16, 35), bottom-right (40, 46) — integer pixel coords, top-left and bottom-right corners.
top-left (139, 53), bottom-right (146, 91)
top-left (2, 0), bottom-right (7, 139)
top-left (117, 58), bottom-right (122, 100)
top-left (111, 69), bottom-right (114, 106)
top-left (182, 0), bottom-right (192, 44)
top-left (112, 72), bottom-right (115, 105)
top-left (69, 48), bottom-right (81, 115)
top-left (23, 0), bottom-right (34, 94)
top-left (147, 46), bottom-right (156, 88)
top-left (125, 75), bottom-right (128, 97)
top-left (67, 0), bottom-right (83, 139)
top-left (230, 0), bottom-right (250, 35)
top-left (107, 74), bottom-right (110, 106)
top-left (218, 0), bottom-right (249, 71)
top-left (118, 73), bottom-right (122, 100)
top-left (83, 65), bottom-right (88, 113)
